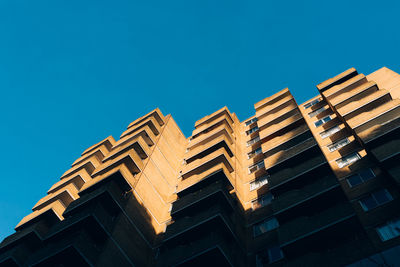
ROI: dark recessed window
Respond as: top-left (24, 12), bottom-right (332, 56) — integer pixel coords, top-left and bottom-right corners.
top-left (359, 189), bottom-right (393, 211)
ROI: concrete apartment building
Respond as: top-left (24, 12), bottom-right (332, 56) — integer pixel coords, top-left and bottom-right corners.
top-left (0, 66), bottom-right (400, 266)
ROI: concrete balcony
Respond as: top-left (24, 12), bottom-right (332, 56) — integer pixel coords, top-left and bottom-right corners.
top-left (15, 200), bottom-right (65, 230)
top-left (257, 104), bottom-right (298, 130)
top-left (181, 147), bottom-right (234, 179)
top-left (317, 67), bottom-right (358, 92)
top-left (60, 153), bottom-right (102, 180)
top-left (80, 136), bottom-right (115, 158)
top-left (264, 137), bottom-right (318, 170)
top-left (163, 203), bottom-right (235, 242)
top-left (278, 202), bottom-right (355, 247)
top-left (259, 112), bottom-right (303, 141)
top-left (120, 116), bottom-right (161, 139)
top-left (114, 125), bottom-right (156, 149)
top-left (158, 231), bottom-right (236, 267)
top-left (348, 99), bottom-right (400, 132)
top-left (72, 145), bottom-right (109, 168)
top-left (256, 94), bottom-right (294, 120)
top-left (355, 103), bottom-right (400, 144)
top-left (337, 88), bottom-right (391, 120)
top-left (188, 124), bottom-right (233, 150)
top-left (272, 175), bottom-right (339, 214)
top-left (369, 138), bottom-right (400, 163)
top-left (178, 163), bottom-right (234, 193)
top-left (103, 135), bottom-right (149, 162)
top-left (80, 150), bottom-right (143, 193)
top-left (185, 135), bottom-right (233, 164)
top-left (262, 124), bottom-right (310, 154)
top-left (48, 169), bottom-right (92, 194)
top-left (127, 108), bottom-right (165, 129)
top-left (192, 113), bottom-right (234, 138)
top-left (33, 183), bottom-right (79, 212)
top-left (267, 153), bottom-right (327, 189)
top-left (329, 81), bottom-right (377, 108)
top-left (322, 73), bottom-right (367, 100)
top-left (194, 107), bottom-right (234, 129)
top-left (172, 179), bottom-right (234, 215)
top-left (255, 88), bottom-right (290, 112)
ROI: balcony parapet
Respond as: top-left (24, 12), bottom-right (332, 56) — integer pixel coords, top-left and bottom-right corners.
top-left (181, 148), bottom-right (234, 179)
top-left (194, 107), bottom-right (234, 129)
top-left (158, 232), bottom-right (235, 267)
top-left (262, 124), bottom-right (310, 154)
top-left (278, 202), bottom-right (355, 247)
top-left (115, 125), bottom-right (156, 149)
top-left (33, 183), bottom-right (79, 212)
top-left (317, 67), bottom-right (358, 92)
top-left (254, 88), bottom-right (290, 111)
top-left (322, 73), bottom-right (366, 100)
top-left (256, 94), bottom-right (294, 120)
top-left (15, 201), bottom-right (65, 231)
top-left (163, 204), bottom-right (235, 242)
top-left (120, 116), bottom-right (161, 139)
top-left (185, 135), bottom-right (234, 164)
top-left (259, 112), bottom-right (303, 141)
top-left (348, 99), bottom-right (400, 132)
top-left (265, 137), bottom-right (317, 170)
top-left (336, 89), bottom-right (390, 119)
top-left (191, 114), bottom-right (234, 138)
top-left (355, 104), bottom-right (400, 144)
top-left (81, 136), bottom-right (115, 157)
top-left (272, 175), bottom-right (338, 214)
top-left (48, 169), bottom-right (92, 194)
top-left (60, 154), bottom-right (102, 180)
top-left (127, 108), bottom-right (165, 129)
top-left (268, 153), bottom-right (327, 189)
top-left (172, 180), bottom-right (234, 215)
top-left (257, 106), bottom-right (298, 130)
top-left (72, 145), bottom-right (109, 168)
top-left (103, 135), bottom-right (150, 162)
top-left (188, 124), bottom-right (233, 150)
top-left (329, 81), bottom-right (377, 108)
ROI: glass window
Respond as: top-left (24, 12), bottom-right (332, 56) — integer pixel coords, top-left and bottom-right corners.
top-left (256, 246), bottom-right (284, 266)
top-left (247, 136), bottom-right (260, 146)
top-left (320, 126), bottom-right (341, 139)
top-left (308, 106), bottom-right (327, 118)
top-left (249, 160), bottom-right (265, 173)
top-left (376, 218), bottom-right (400, 241)
top-left (359, 169), bottom-right (375, 181)
top-left (246, 126), bottom-right (259, 135)
top-left (314, 115), bottom-right (332, 127)
top-left (347, 169), bottom-right (375, 187)
top-left (327, 138), bottom-right (350, 152)
top-left (336, 152), bottom-right (361, 168)
top-left (253, 217), bottom-right (279, 237)
top-left (245, 117), bottom-right (258, 126)
top-left (359, 189), bottom-right (393, 211)
top-left (248, 147), bottom-right (262, 159)
top-left (303, 98), bottom-right (320, 109)
top-left (268, 246), bottom-right (284, 263)
top-left (250, 175), bottom-right (269, 191)
top-left (252, 193), bottom-right (273, 210)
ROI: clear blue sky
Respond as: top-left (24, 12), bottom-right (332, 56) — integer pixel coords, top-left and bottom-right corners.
top-left (0, 0), bottom-right (399, 240)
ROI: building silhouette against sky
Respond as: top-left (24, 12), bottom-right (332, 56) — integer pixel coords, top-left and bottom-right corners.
top-left (1, 67), bottom-right (400, 266)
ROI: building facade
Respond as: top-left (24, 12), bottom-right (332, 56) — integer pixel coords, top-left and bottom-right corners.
top-left (1, 66), bottom-right (400, 266)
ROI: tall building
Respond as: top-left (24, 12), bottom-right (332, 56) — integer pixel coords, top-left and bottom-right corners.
top-left (1, 66), bottom-right (400, 266)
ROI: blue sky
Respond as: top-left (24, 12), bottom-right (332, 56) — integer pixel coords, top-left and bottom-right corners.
top-left (0, 0), bottom-right (399, 240)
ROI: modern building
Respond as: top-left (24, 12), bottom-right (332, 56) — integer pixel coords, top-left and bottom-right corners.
top-left (1, 66), bottom-right (400, 266)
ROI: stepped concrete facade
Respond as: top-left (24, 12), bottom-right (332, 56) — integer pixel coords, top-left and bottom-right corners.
top-left (1, 66), bottom-right (400, 266)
